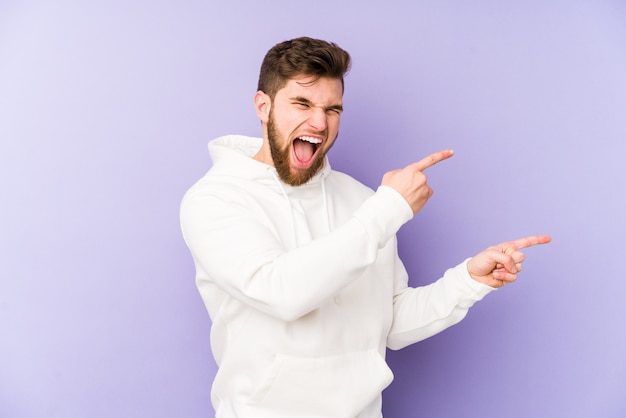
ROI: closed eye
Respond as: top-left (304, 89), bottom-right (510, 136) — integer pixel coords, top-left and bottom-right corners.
top-left (289, 96), bottom-right (343, 115)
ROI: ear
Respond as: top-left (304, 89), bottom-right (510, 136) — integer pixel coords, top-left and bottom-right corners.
top-left (254, 90), bottom-right (271, 123)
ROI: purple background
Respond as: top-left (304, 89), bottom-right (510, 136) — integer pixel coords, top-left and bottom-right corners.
top-left (1, 1), bottom-right (625, 417)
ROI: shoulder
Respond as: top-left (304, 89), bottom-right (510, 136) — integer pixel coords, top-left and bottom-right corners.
top-left (325, 170), bottom-right (375, 199)
top-left (181, 169), bottom-right (254, 208)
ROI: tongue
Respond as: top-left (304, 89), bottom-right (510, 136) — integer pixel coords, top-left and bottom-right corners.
top-left (293, 139), bottom-right (315, 162)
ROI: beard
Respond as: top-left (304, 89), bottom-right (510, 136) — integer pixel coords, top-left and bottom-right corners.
top-left (267, 111), bottom-right (327, 186)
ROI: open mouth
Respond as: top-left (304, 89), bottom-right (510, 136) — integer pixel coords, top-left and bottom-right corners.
top-left (292, 136), bottom-right (322, 166)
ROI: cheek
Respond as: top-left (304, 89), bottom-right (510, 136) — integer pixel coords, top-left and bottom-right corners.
top-left (328, 118), bottom-right (341, 140)
top-left (282, 116), bottom-right (306, 138)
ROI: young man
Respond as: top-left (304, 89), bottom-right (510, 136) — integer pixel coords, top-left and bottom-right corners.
top-left (180, 37), bottom-right (550, 418)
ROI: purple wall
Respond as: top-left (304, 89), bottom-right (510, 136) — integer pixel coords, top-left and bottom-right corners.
top-left (1, 1), bottom-right (624, 417)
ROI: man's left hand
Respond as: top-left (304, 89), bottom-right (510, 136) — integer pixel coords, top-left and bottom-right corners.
top-left (467, 235), bottom-right (552, 288)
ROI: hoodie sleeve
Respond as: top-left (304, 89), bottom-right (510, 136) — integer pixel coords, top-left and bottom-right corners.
top-left (386, 257), bottom-right (495, 350)
top-left (180, 184), bottom-right (413, 322)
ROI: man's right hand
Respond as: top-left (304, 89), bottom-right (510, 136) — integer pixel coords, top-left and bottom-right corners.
top-left (381, 149), bottom-right (454, 215)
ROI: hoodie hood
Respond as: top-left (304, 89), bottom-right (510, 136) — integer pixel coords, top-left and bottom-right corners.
top-left (207, 135), bottom-right (333, 246)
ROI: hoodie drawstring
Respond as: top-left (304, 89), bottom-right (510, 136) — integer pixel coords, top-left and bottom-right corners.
top-left (320, 173), bottom-right (333, 233)
top-left (268, 168), bottom-right (299, 247)
top-left (268, 168), bottom-right (332, 248)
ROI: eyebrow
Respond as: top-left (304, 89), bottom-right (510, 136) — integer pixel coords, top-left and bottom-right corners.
top-left (290, 96), bottom-right (344, 112)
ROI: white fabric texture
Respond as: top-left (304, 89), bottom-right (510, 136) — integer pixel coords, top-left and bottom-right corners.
top-left (180, 135), bottom-right (494, 417)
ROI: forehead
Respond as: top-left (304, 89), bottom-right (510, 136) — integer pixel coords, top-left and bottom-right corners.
top-left (277, 75), bottom-right (343, 102)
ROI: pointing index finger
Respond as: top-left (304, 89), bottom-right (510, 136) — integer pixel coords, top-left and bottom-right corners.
top-left (503, 235), bottom-right (552, 253)
top-left (408, 149), bottom-right (455, 172)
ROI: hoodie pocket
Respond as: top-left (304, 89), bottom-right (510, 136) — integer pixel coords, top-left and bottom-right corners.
top-left (246, 349), bottom-right (393, 418)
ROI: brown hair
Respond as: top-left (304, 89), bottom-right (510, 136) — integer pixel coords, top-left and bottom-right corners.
top-left (257, 37), bottom-right (351, 99)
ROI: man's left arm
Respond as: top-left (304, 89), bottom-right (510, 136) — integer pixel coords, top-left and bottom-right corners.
top-left (387, 235), bottom-right (551, 350)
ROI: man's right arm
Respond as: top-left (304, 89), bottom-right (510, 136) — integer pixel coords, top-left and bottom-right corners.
top-left (180, 185), bottom-right (412, 322)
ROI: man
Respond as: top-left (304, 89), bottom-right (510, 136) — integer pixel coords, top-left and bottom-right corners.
top-left (180, 37), bottom-right (550, 418)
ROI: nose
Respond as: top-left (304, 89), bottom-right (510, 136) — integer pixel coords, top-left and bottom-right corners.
top-left (307, 107), bottom-right (327, 132)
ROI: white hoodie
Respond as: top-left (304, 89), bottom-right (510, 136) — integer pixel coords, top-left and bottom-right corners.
top-left (180, 135), bottom-right (494, 418)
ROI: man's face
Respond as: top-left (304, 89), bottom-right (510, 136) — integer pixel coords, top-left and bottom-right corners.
top-left (263, 75), bottom-right (344, 186)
